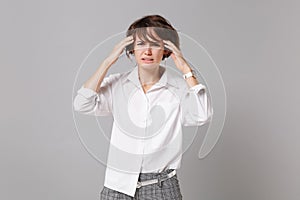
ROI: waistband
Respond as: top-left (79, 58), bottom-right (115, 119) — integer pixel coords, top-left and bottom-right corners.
top-left (138, 169), bottom-right (176, 182)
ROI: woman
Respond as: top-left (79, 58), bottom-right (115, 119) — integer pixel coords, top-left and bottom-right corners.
top-left (74, 14), bottom-right (213, 200)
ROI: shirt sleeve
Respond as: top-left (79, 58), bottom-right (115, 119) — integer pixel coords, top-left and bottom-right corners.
top-left (73, 74), bottom-right (119, 116)
top-left (181, 83), bottom-right (213, 126)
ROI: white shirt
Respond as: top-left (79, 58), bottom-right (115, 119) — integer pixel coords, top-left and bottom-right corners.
top-left (73, 65), bottom-right (213, 197)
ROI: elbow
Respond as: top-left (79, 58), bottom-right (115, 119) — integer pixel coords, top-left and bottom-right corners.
top-left (202, 107), bottom-right (213, 123)
top-left (192, 108), bottom-right (214, 125)
top-left (195, 115), bottom-right (212, 126)
top-left (73, 97), bottom-right (83, 112)
top-left (73, 95), bottom-right (95, 113)
top-left (205, 107), bottom-right (213, 122)
top-left (182, 113), bottom-right (213, 127)
top-left (73, 101), bottom-right (81, 112)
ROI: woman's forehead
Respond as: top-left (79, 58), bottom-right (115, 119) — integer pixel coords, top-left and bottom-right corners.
top-left (134, 27), bottom-right (162, 42)
top-left (135, 35), bottom-right (161, 42)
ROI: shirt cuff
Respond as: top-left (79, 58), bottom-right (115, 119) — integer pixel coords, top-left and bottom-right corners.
top-left (77, 85), bottom-right (98, 98)
top-left (188, 83), bottom-right (206, 93)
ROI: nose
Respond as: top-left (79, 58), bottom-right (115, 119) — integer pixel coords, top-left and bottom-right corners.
top-left (144, 44), bottom-right (152, 55)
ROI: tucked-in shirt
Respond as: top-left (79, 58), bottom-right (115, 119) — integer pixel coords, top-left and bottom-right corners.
top-left (73, 65), bottom-right (213, 197)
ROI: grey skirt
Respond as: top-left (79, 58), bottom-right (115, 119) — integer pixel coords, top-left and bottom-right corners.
top-left (100, 169), bottom-right (183, 200)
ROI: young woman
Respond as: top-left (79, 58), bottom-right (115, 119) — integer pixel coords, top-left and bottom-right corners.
top-left (74, 14), bottom-right (213, 200)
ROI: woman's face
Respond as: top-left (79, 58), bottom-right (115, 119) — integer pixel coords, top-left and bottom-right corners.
top-left (133, 31), bottom-right (165, 68)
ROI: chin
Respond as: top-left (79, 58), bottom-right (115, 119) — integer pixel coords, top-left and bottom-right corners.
top-left (139, 63), bottom-right (160, 69)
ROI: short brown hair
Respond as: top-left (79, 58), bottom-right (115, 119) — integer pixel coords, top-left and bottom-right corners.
top-left (126, 15), bottom-right (179, 60)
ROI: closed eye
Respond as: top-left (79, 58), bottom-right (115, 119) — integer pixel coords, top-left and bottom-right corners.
top-left (136, 41), bottom-right (161, 47)
top-left (137, 41), bottom-right (145, 46)
top-left (151, 42), bottom-right (160, 47)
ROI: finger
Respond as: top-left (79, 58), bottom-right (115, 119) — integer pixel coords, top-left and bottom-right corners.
top-left (125, 35), bottom-right (134, 40)
top-left (164, 43), bottom-right (172, 50)
top-left (164, 43), bottom-right (180, 57)
top-left (163, 40), bottom-right (177, 50)
top-left (126, 36), bottom-right (134, 43)
top-left (163, 42), bottom-right (174, 51)
top-left (120, 36), bottom-right (134, 45)
top-left (117, 37), bottom-right (134, 50)
top-left (127, 35), bottom-right (134, 41)
top-left (124, 39), bottom-right (134, 46)
top-left (123, 36), bottom-right (134, 44)
top-left (163, 40), bottom-right (180, 54)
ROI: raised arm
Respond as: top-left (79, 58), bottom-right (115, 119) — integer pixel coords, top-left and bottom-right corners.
top-left (83, 35), bottom-right (134, 93)
top-left (73, 36), bottom-right (134, 115)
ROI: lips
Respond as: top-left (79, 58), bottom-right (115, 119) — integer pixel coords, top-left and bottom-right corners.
top-left (142, 58), bottom-right (154, 61)
top-left (141, 57), bottom-right (154, 63)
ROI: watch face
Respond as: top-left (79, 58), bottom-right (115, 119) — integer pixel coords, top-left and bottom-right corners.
top-left (183, 72), bottom-right (194, 79)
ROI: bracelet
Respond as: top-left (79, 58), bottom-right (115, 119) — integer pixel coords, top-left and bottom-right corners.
top-left (183, 71), bottom-right (195, 79)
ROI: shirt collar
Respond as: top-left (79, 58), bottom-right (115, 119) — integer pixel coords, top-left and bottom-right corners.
top-left (122, 65), bottom-right (179, 89)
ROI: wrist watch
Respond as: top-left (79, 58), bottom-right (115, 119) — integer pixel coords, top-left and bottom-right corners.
top-left (183, 71), bottom-right (195, 80)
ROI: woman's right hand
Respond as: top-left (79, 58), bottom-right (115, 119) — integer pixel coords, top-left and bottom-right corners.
top-left (105, 35), bottom-right (134, 66)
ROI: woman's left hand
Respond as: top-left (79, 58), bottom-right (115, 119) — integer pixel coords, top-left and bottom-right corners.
top-left (163, 40), bottom-right (192, 74)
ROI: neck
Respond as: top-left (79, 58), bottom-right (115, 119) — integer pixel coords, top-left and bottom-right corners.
top-left (138, 65), bottom-right (163, 85)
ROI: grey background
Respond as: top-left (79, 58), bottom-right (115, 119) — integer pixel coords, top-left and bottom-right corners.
top-left (1, 0), bottom-right (299, 200)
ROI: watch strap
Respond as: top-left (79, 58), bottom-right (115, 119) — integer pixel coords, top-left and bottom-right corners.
top-left (183, 71), bottom-right (194, 79)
